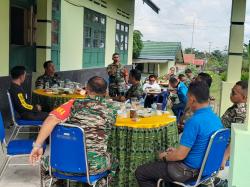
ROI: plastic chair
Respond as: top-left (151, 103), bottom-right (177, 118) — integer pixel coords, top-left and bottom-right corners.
top-left (7, 91), bottom-right (43, 141)
top-left (157, 128), bottom-right (230, 187)
top-left (0, 112), bottom-right (46, 179)
top-left (46, 123), bottom-right (110, 187)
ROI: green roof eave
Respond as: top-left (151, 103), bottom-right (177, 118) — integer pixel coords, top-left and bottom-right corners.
top-left (142, 0), bottom-right (160, 14)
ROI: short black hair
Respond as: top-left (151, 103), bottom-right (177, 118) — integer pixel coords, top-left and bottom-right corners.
top-left (169, 77), bottom-right (178, 84)
top-left (149, 74), bottom-right (157, 79)
top-left (185, 68), bottom-right (192, 74)
top-left (236, 80), bottom-right (248, 96)
top-left (188, 81), bottom-right (209, 103)
top-left (87, 76), bottom-right (107, 94)
top-left (43, 60), bottom-right (53, 69)
top-left (112, 53), bottom-right (119, 57)
top-left (130, 69), bottom-right (141, 81)
top-left (10, 66), bottom-right (26, 79)
top-left (197, 72), bottom-right (212, 88)
top-left (178, 74), bottom-right (185, 79)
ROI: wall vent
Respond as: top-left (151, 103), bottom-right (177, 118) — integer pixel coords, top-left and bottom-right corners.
top-left (89, 0), bottom-right (107, 8)
top-left (117, 8), bottom-right (130, 19)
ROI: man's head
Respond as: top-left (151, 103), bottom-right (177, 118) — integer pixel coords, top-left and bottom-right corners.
top-left (187, 81), bottom-right (210, 111)
top-left (185, 68), bottom-right (193, 78)
top-left (148, 74), bottom-right (157, 85)
top-left (128, 69), bottom-right (141, 85)
top-left (43, 60), bottom-right (55, 76)
top-left (86, 76), bottom-right (108, 96)
top-left (169, 67), bottom-right (175, 75)
top-left (196, 72), bottom-right (212, 88)
top-left (112, 53), bottom-right (120, 64)
top-left (10, 66), bottom-right (26, 84)
top-left (230, 81), bottom-right (248, 104)
top-left (178, 74), bottom-right (187, 82)
top-left (169, 77), bottom-right (179, 88)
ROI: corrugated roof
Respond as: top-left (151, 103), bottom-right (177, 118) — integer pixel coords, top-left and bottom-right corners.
top-left (142, 0), bottom-right (160, 13)
top-left (194, 59), bottom-right (205, 66)
top-left (138, 41), bottom-right (182, 61)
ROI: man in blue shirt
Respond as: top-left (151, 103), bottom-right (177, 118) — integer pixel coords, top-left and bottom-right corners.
top-left (135, 81), bottom-right (223, 187)
top-left (169, 77), bottom-right (188, 116)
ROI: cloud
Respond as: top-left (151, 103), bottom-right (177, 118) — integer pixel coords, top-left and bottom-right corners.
top-left (134, 0), bottom-right (249, 51)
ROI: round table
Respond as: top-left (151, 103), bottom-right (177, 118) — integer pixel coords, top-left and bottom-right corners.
top-left (32, 89), bottom-right (86, 112)
top-left (108, 113), bottom-right (179, 187)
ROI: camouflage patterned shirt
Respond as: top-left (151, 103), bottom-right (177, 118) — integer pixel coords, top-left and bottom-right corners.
top-left (107, 63), bottom-right (127, 95)
top-left (35, 73), bottom-right (61, 89)
top-left (221, 103), bottom-right (246, 129)
top-left (126, 83), bottom-right (143, 99)
top-left (50, 96), bottom-right (118, 174)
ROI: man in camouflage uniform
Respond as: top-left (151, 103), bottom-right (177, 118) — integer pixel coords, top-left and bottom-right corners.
top-left (221, 81), bottom-right (247, 128)
top-left (30, 76), bottom-right (118, 186)
top-left (35, 60), bottom-right (62, 89)
top-left (125, 69), bottom-right (143, 100)
top-left (107, 53), bottom-right (128, 97)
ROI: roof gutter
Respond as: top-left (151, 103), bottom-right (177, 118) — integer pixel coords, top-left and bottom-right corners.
top-left (142, 0), bottom-right (160, 14)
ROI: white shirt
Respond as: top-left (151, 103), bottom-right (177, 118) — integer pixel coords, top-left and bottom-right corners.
top-left (143, 82), bottom-right (161, 92)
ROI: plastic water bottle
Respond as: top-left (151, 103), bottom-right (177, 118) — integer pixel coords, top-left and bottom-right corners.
top-left (139, 97), bottom-right (144, 108)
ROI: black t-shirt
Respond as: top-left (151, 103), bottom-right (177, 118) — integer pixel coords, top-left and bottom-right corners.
top-left (9, 82), bottom-right (36, 114)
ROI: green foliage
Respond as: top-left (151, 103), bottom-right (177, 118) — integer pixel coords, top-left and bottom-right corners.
top-left (133, 30), bottom-right (143, 59)
top-left (184, 48), bottom-right (206, 59)
top-left (220, 71), bottom-right (227, 81)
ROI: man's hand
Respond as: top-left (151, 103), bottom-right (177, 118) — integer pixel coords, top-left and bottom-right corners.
top-left (166, 147), bottom-right (176, 153)
top-left (159, 151), bottom-right (168, 160)
top-left (29, 147), bottom-right (44, 165)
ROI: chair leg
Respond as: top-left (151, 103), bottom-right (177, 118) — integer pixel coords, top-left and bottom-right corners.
top-left (48, 177), bottom-right (53, 187)
top-left (13, 126), bottom-right (21, 139)
top-left (0, 156), bottom-right (11, 180)
top-left (157, 178), bottom-right (164, 187)
top-left (8, 126), bottom-right (17, 142)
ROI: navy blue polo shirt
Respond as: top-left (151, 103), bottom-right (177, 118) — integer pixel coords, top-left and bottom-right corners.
top-left (177, 82), bottom-right (188, 104)
top-left (180, 106), bottom-right (223, 169)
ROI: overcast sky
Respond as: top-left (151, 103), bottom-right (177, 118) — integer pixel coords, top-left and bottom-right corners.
top-left (134, 0), bottom-right (250, 52)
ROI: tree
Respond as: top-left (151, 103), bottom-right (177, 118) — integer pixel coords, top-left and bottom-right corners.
top-left (133, 30), bottom-right (143, 58)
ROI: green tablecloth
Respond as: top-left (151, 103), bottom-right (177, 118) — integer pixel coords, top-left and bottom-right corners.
top-left (108, 121), bottom-right (179, 187)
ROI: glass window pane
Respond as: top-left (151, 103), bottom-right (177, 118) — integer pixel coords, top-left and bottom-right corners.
top-left (120, 42), bottom-right (124, 50)
top-left (94, 30), bottom-right (99, 39)
top-left (125, 36), bottom-right (128, 43)
top-left (100, 17), bottom-right (105, 25)
top-left (84, 27), bottom-right (91, 38)
top-left (125, 43), bottom-right (128, 50)
top-left (125, 26), bottom-right (128, 32)
top-left (85, 38), bottom-right (91, 48)
top-left (93, 39), bottom-right (99, 48)
top-left (120, 34), bottom-right (124, 42)
top-left (52, 0), bottom-right (60, 11)
top-left (100, 40), bottom-right (105, 48)
top-left (93, 15), bottom-right (98, 22)
top-left (121, 24), bottom-right (124, 31)
top-left (116, 33), bottom-right (120, 49)
top-left (116, 23), bottom-right (120, 30)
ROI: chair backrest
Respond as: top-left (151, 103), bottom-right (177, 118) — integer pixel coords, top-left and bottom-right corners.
top-left (196, 128), bottom-right (230, 182)
top-left (6, 91), bottom-right (16, 123)
top-left (0, 112), bottom-right (6, 143)
top-left (50, 123), bottom-right (90, 183)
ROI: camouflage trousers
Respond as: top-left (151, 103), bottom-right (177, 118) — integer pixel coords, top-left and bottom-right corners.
top-left (41, 152), bottom-right (118, 187)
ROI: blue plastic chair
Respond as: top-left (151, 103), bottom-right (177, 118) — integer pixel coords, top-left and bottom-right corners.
top-left (7, 91), bottom-right (43, 141)
top-left (157, 128), bottom-right (230, 187)
top-left (0, 112), bottom-right (46, 179)
top-left (47, 123), bottom-right (110, 187)
top-left (156, 91), bottom-right (169, 111)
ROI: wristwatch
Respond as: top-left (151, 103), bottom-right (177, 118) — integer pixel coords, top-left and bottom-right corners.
top-left (32, 142), bottom-right (42, 149)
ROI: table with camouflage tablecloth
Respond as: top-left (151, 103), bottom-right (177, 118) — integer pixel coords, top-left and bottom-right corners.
top-left (108, 113), bottom-right (179, 187)
top-left (32, 89), bottom-right (85, 112)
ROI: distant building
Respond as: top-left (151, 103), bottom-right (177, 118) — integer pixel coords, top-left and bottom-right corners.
top-left (176, 54), bottom-right (205, 72)
top-left (133, 41), bottom-right (184, 76)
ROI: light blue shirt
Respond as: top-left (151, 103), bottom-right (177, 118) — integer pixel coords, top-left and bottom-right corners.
top-left (180, 106), bottom-right (223, 169)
